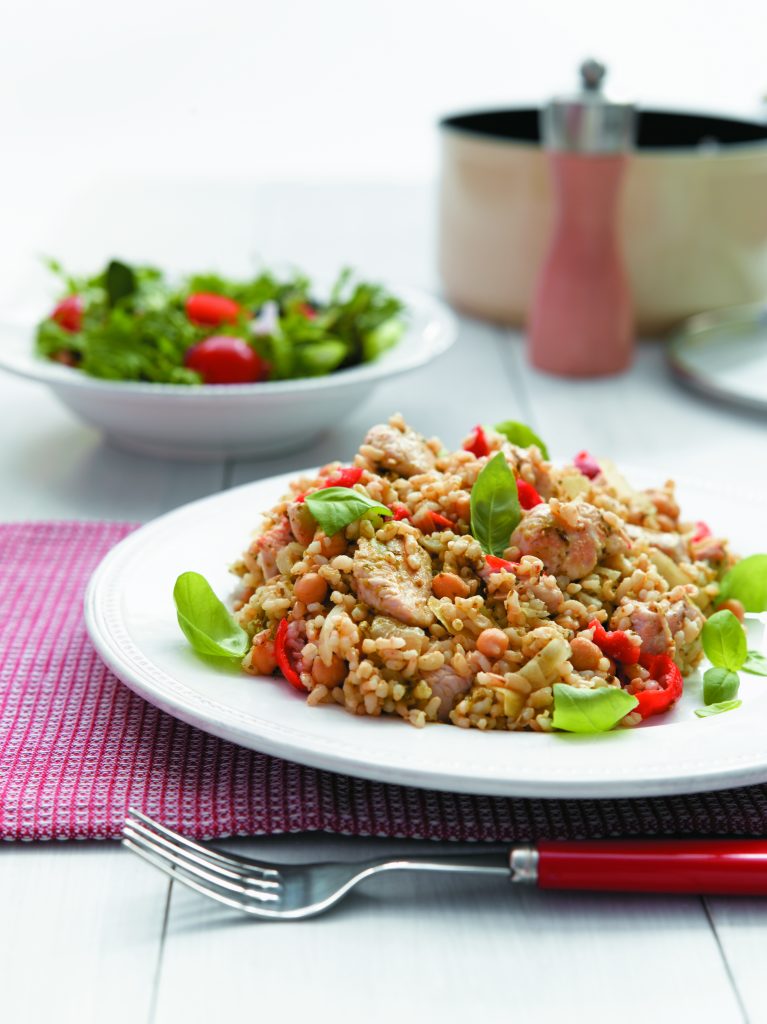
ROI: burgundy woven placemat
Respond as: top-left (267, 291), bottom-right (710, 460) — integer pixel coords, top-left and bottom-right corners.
top-left (2, 520), bottom-right (766, 842)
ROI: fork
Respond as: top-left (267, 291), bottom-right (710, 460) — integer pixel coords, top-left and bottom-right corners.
top-left (123, 810), bottom-right (767, 919)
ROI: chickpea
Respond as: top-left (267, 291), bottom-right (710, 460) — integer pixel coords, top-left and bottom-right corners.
top-left (476, 628), bottom-right (509, 660)
top-left (432, 572), bottom-right (470, 600)
top-left (570, 636), bottom-right (602, 672)
top-left (311, 655), bottom-right (347, 687)
top-left (319, 532), bottom-right (348, 558)
top-left (250, 638), bottom-right (277, 675)
top-left (294, 572), bottom-right (328, 605)
top-left (718, 598), bottom-right (746, 623)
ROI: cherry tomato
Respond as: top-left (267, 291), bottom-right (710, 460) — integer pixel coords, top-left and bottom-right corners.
top-left (51, 295), bottom-right (83, 333)
top-left (184, 336), bottom-right (267, 384)
top-left (185, 292), bottom-right (240, 327)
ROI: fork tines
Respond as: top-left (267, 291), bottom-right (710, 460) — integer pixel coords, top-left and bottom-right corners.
top-left (123, 808), bottom-right (283, 914)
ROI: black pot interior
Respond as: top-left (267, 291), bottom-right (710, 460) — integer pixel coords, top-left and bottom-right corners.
top-left (441, 108), bottom-right (767, 149)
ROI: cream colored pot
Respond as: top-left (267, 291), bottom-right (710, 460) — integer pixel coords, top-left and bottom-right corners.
top-left (439, 108), bottom-right (767, 334)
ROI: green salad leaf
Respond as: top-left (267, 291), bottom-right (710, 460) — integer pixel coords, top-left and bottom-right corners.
top-left (718, 554), bottom-right (767, 613)
top-left (703, 667), bottom-right (740, 705)
top-left (702, 610), bottom-right (747, 671)
top-left (743, 650), bottom-right (767, 676)
top-left (173, 571), bottom-right (249, 659)
top-left (35, 259), bottom-right (406, 385)
top-left (105, 259), bottom-right (137, 307)
top-left (695, 700), bottom-right (742, 718)
top-left (552, 684), bottom-right (638, 733)
top-left (493, 420), bottom-right (550, 460)
top-left (305, 486), bottom-right (392, 536)
top-left (470, 452), bottom-right (521, 557)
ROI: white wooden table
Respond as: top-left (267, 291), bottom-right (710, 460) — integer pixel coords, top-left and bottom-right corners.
top-left (3, 180), bottom-right (767, 1024)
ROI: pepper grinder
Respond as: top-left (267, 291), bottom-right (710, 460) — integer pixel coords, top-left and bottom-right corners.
top-left (528, 60), bottom-right (636, 376)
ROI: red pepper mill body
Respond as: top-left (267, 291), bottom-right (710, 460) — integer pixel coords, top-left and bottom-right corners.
top-left (528, 60), bottom-right (636, 377)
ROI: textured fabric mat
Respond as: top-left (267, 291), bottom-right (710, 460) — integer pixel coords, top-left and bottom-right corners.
top-left (2, 520), bottom-right (767, 842)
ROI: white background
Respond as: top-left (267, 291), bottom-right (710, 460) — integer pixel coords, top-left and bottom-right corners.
top-left (3, 0), bottom-right (766, 285)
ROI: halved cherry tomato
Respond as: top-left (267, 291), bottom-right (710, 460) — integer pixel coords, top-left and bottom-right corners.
top-left (574, 450), bottom-right (601, 480)
top-left (185, 292), bottom-right (240, 327)
top-left (51, 295), bottom-right (83, 333)
top-left (184, 336), bottom-right (268, 384)
top-left (464, 424), bottom-right (490, 458)
top-left (517, 479), bottom-right (542, 510)
top-left (274, 618), bottom-right (305, 691)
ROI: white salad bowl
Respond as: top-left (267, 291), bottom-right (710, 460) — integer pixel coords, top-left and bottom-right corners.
top-left (0, 286), bottom-right (456, 461)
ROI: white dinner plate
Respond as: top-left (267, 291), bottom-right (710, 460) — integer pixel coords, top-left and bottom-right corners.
top-left (85, 468), bottom-right (767, 799)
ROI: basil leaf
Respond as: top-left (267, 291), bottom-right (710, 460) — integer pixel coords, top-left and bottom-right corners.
top-left (470, 452), bottom-right (521, 557)
top-left (695, 699), bottom-right (742, 718)
top-left (493, 420), bottom-right (549, 460)
top-left (305, 486), bottom-right (392, 536)
top-left (743, 650), bottom-right (767, 676)
top-left (552, 684), bottom-right (638, 734)
top-left (173, 571), bottom-right (249, 659)
top-left (105, 259), bottom-right (137, 307)
top-left (703, 666), bottom-right (740, 705)
top-left (718, 554), bottom-right (767, 613)
top-left (702, 609), bottom-right (747, 671)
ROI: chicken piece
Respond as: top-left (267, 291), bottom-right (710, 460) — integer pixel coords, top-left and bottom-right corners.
top-left (369, 614), bottom-right (429, 654)
top-left (421, 664), bottom-right (472, 721)
top-left (610, 596), bottom-right (704, 658)
top-left (363, 422), bottom-right (436, 478)
top-left (252, 518), bottom-right (293, 580)
top-left (352, 536), bottom-right (434, 627)
top-left (287, 501), bottom-right (316, 547)
top-left (611, 602), bottom-right (669, 656)
top-left (511, 502), bottom-right (626, 581)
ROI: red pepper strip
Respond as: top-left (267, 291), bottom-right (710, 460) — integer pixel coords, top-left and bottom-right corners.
top-left (485, 555), bottom-right (518, 573)
top-left (464, 424), bottom-right (490, 458)
top-left (390, 503), bottom-right (411, 521)
top-left (633, 653), bottom-right (683, 719)
top-left (324, 466), bottom-right (363, 489)
top-left (516, 479), bottom-right (543, 510)
top-left (589, 619), bottom-right (642, 665)
top-left (691, 520), bottom-right (711, 544)
top-left (574, 450), bottom-right (601, 480)
top-left (274, 618), bottom-right (305, 691)
top-left (294, 492), bottom-right (306, 504)
top-left (428, 511), bottom-right (456, 531)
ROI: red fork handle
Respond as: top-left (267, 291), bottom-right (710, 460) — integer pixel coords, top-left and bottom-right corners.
top-left (536, 840), bottom-right (767, 895)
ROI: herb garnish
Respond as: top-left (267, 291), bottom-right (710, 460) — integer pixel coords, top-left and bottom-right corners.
top-left (470, 452), bottom-right (521, 557)
top-left (552, 684), bottom-right (638, 733)
top-left (173, 571), bottom-right (249, 659)
top-left (305, 487), bottom-right (392, 536)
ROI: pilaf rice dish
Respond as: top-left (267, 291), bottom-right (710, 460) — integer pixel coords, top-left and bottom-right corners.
top-left (230, 415), bottom-right (739, 731)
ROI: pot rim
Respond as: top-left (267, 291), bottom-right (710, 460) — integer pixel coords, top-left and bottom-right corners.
top-left (439, 105), bottom-right (767, 156)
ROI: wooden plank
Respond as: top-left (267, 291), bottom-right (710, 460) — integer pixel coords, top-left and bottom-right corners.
top-left (502, 332), bottom-right (767, 485)
top-left (705, 898), bottom-right (766, 1022)
top-left (0, 843), bottom-right (168, 1024)
top-left (154, 834), bottom-right (743, 1024)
